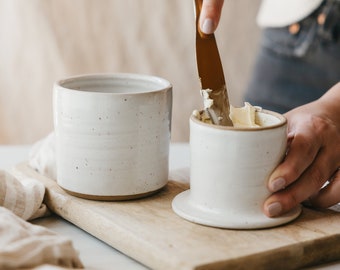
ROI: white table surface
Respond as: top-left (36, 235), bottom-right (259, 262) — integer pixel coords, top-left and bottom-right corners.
top-left (0, 143), bottom-right (339, 270)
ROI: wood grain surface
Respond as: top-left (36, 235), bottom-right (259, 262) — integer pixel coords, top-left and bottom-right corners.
top-left (15, 163), bottom-right (340, 270)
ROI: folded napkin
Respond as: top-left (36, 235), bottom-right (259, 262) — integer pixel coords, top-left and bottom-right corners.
top-left (29, 132), bottom-right (57, 180)
top-left (0, 134), bottom-right (83, 269)
top-left (0, 207), bottom-right (83, 269)
top-left (0, 170), bottom-right (48, 221)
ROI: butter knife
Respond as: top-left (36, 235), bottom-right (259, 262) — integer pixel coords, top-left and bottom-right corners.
top-left (194, 0), bottom-right (232, 126)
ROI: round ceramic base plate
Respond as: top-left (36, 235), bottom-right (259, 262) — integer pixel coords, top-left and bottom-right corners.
top-left (172, 190), bottom-right (302, 229)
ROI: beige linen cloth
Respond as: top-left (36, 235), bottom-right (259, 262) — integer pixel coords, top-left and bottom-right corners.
top-left (0, 136), bottom-right (83, 269)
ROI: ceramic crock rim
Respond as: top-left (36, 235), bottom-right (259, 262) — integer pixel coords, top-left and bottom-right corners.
top-left (54, 73), bottom-right (172, 95)
top-left (190, 109), bottom-right (287, 131)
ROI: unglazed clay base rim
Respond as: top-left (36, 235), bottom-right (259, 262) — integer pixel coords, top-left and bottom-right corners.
top-left (172, 190), bottom-right (302, 229)
top-left (61, 185), bottom-right (165, 201)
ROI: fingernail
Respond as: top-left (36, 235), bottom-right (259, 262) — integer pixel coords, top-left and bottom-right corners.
top-left (270, 177), bottom-right (286, 192)
top-left (201, 18), bottom-right (215, 34)
top-left (267, 202), bottom-right (282, 217)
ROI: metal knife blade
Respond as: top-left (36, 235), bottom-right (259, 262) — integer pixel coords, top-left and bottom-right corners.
top-left (194, 0), bottom-right (232, 126)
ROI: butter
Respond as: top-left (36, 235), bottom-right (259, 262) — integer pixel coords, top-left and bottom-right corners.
top-left (192, 109), bottom-right (212, 123)
top-left (193, 102), bottom-right (261, 128)
top-left (229, 102), bottom-right (260, 128)
top-left (195, 88), bottom-right (260, 127)
top-left (200, 89), bottom-right (213, 110)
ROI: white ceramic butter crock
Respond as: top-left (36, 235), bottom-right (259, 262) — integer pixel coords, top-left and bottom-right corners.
top-left (54, 73), bottom-right (172, 200)
top-left (172, 109), bottom-right (301, 229)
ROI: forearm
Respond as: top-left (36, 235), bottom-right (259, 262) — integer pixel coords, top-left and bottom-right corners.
top-left (318, 82), bottom-right (340, 125)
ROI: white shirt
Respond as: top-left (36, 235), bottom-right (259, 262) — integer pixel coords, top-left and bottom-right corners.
top-left (257, 0), bottom-right (324, 27)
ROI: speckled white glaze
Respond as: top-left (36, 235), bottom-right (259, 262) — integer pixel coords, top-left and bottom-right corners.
top-left (172, 110), bottom-right (301, 229)
top-left (54, 73), bottom-right (172, 199)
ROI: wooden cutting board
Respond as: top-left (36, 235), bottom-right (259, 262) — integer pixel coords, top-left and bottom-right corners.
top-left (15, 163), bottom-right (340, 270)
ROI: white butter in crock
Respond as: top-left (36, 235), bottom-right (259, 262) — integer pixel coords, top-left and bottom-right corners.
top-left (200, 89), bottom-right (214, 110)
top-left (193, 101), bottom-right (261, 128)
top-left (229, 102), bottom-right (260, 128)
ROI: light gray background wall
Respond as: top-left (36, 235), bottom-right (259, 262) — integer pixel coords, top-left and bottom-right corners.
top-left (0, 0), bottom-right (262, 143)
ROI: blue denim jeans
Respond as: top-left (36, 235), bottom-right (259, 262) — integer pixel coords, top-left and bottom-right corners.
top-left (244, 0), bottom-right (340, 113)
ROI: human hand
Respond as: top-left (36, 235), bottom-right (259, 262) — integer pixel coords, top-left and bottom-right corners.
top-left (263, 83), bottom-right (340, 217)
top-left (199, 0), bottom-right (224, 34)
